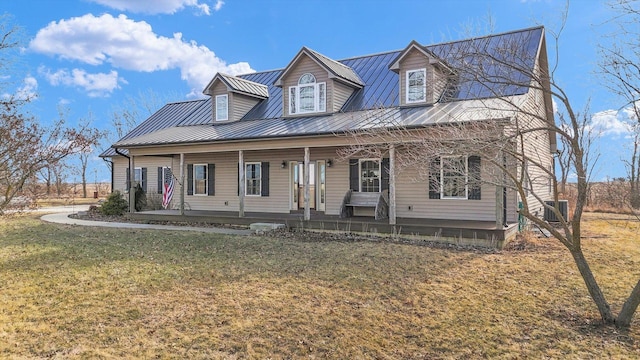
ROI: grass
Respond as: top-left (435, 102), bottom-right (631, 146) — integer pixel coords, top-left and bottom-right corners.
top-left (1, 213), bottom-right (640, 358)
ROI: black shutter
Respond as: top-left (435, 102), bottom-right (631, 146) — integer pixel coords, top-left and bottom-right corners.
top-left (429, 158), bottom-right (441, 199)
top-left (187, 164), bottom-right (194, 195)
top-left (381, 158), bottom-right (390, 191)
top-left (237, 163), bottom-right (240, 196)
top-left (141, 167), bottom-right (147, 193)
top-left (126, 167), bottom-right (130, 190)
top-left (157, 167), bottom-right (163, 194)
top-left (468, 155), bottom-right (481, 200)
top-left (261, 161), bottom-right (270, 196)
top-left (349, 159), bottom-right (359, 191)
top-left (208, 163), bottom-right (215, 196)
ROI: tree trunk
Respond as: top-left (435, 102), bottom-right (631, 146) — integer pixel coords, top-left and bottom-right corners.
top-left (82, 171), bottom-right (87, 198)
top-left (617, 278), bottom-right (640, 327)
top-left (571, 249), bottom-right (615, 323)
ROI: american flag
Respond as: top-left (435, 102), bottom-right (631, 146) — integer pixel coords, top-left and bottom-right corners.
top-left (162, 169), bottom-right (174, 209)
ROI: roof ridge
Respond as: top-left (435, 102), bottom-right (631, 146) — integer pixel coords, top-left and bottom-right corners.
top-left (306, 47), bottom-right (355, 71)
top-left (424, 26), bottom-right (544, 48)
top-left (166, 98), bottom-right (208, 105)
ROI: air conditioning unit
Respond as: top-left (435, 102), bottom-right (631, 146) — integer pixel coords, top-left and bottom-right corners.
top-left (544, 200), bottom-right (568, 222)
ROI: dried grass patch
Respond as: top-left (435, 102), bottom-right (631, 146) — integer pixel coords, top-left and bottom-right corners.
top-left (1, 215), bottom-right (640, 358)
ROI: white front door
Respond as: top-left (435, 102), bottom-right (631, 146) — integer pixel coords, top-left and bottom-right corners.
top-left (290, 161), bottom-right (321, 211)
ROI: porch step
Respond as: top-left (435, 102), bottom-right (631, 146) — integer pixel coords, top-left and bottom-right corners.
top-left (250, 222), bottom-right (286, 234)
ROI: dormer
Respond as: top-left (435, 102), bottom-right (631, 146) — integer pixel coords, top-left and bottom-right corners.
top-left (274, 47), bottom-right (364, 117)
top-left (203, 73), bottom-right (268, 123)
top-left (389, 40), bottom-right (454, 106)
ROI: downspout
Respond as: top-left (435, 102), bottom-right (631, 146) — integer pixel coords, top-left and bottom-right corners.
top-left (102, 158), bottom-right (114, 193)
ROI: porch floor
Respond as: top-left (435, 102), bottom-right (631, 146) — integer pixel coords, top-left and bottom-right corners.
top-left (129, 209), bottom-right (518, 248)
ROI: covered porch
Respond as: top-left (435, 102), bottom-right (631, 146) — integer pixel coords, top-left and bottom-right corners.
top-left (128, 209), bottom-right (518, 248)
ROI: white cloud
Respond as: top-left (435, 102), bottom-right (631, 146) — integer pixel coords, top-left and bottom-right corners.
top-left (88, 0), bottom-right (216, 15)
top-left (39, 66), bottom-right (125, 97)
top-left (15, 76), bottom-right (38, 100)
top-left (30, 14), bottom-right (252, 94)
top-left (590, 109), bottom-right (632, 137)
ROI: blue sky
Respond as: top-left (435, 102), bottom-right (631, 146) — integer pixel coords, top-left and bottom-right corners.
top-left (1, 0), bottom-right (630, 183)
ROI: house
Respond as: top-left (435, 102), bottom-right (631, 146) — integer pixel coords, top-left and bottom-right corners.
top-left (100, 26), bottom-right (555, 247)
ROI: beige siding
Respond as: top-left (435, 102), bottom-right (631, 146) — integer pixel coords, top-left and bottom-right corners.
top-left (398, 48), bottom-right (445, 105)
top-left (394, 159), bottom-right (498, 221)
top-left (114, 145), bottom-right (506, 221)
top-left (210, 82), bottom-right (260, 122)
top-left (174, 147), bottom-right (347, 214)
top-left (232, 93), bottom-right (259, 121)
top-left (281, 55), bottom-right (332, 117)
top-left (521, 86), bottom-right (554, 218)
top-left (332, 81), bottom-right (354, 112)
top-left (112, 155), bottom-right (176, 195)
top-left (211, 81), bottom-right (229, 123)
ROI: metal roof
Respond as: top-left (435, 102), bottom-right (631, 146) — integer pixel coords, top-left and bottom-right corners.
top-left (104, 26), bottom-right (545, 156)
top-left (113, 96), bottom-right (526, 148)
top-left (100, 99), bottom-right (208, 157)
top-left (217, 73), bottom-right (269, 99)
top-left (304, 47), bottom-right (365, 87)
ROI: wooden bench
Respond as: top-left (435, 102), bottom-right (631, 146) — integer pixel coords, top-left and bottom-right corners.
top-left (346, 192), bottom-right (380, 209)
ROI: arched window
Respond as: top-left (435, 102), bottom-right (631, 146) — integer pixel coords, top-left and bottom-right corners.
top-left (289, 73), bottom-right (326, 114)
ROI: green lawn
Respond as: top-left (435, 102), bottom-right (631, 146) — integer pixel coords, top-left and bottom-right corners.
top-left (1, 213), bottom-right (640, 358)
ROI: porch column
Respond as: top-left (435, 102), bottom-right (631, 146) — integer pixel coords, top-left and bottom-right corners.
top-left (304, 147), bottom-right (310, 221)
top-left (239, 150), bottom-right (245, 217)
top-left (128, 155), bottom-right (136, 213)
top-left (179, 153), bottom-right (185, 215)
top-left (389, 144), bottom-right (396, 225)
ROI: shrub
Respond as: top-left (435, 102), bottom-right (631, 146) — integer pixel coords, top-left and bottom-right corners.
top-left (134, 184), bottom-right (147, 212)
top-left (144, 193), bottom-right (164, 211)
top-left (100, 191), bottom-right (128, 216)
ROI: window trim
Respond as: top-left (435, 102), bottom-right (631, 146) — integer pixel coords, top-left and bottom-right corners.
top-left (133, 167), bottom-right (142, 185)
top-left (406, 68), bottom-right (427, 104)
top-left (245, 162), bottom-right (262, 196)
top-left (440, 155), bottom-right (468, 199)
top-left (288, 73), bottom-right (326, 115)
top-left (215, 94), bottom-right (228, 121)
top-left (359, 158), bottom-right (381, 193)
top-left (193, 163), bottom-right (208, 196)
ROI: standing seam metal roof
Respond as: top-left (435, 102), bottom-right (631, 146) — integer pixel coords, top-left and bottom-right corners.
top-left (103, 26), bottom-right (544, 156)
top-left (218, 73), bottom-right (269, 98)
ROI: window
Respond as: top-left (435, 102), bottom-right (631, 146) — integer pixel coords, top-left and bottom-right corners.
top-left (406, 69), bottom-right (426, 103)
top-left (216, 94), bottom-right (228, 121)
top-left (441, 156), bottom-right (467, 199)
top-left (194, 164), bottom-right (207, 195)
top-left (134, 167), bottom-right (142, 185)
top-left (289, 73), bottom-right (326, 115)
top-left (245, 162), bottom-right (261, 196)
top-left (429, 155), bottom-right (481, 200)
top-left (359, 159), bottom-right (380, 193)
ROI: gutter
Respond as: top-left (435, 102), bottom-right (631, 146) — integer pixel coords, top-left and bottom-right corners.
top-left (114, 148), bottom-right (130, 159)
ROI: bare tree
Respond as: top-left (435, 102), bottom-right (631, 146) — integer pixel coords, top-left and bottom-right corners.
top-left (74, 110), bottom-right (106, 198)
top-left (340, 16), bottom-right (640, 327)
top-left (0, 20), bottom-right (102, 213)
top-left (598, 0), bottom-right (640, 208)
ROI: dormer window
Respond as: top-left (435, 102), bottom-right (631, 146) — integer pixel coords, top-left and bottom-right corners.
top-left (406, 69), bottom-right (426, 103)
top-left (215, 94), bottom-right (228, 121)
top-left (289, 73), bottom-right (326, 115)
